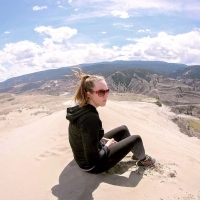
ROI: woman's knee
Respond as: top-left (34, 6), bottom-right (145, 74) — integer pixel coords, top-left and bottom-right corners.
top-left (119, 125), bottom-right (131, 137)
top-left (119, 125), bottom-right (128, 131)
top-left (130, 135), bottom-right (142, 142)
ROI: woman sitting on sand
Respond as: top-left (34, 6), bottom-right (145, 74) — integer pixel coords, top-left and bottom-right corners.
top-left (66, 68), bottom-right (155, 174)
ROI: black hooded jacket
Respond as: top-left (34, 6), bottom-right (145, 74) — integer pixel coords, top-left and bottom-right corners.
top-left (66, 104), bottom-right (109, 169)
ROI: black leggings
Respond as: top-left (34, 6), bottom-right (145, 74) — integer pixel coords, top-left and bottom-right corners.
top-left (89, 125), bottom-right (146, 174)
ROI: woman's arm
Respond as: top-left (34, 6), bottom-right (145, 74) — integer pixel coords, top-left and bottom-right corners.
top-left (102, 137), bottom-right (117, 147)
top-left (80, 116), bottom-right (109, 166)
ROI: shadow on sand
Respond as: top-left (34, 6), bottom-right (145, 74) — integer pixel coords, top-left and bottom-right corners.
top-left (51, 160), bottom-right (144, 200)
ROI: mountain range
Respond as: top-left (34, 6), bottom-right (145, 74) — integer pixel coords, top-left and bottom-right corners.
top-left (1, 60), bottom-right (200, 115)
top-left (1, 60), bottom-right (200, 138)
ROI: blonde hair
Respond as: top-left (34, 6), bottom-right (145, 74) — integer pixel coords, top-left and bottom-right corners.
top-left (70, 67), bottom-right (105, 107)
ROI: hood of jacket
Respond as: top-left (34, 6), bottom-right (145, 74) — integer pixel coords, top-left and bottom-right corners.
top-left (66, 104), bottom-right (98, 123)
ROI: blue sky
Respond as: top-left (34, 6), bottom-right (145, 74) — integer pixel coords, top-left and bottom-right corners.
top-left (0, 0), bottom-right (200, 82)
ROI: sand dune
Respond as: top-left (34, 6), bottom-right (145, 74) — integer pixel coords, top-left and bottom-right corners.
top-left (0, 99), bottom-right (200, 200)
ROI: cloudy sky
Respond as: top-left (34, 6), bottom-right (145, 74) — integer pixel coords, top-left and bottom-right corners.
top-left (0, 0), bottom-right (200, 82)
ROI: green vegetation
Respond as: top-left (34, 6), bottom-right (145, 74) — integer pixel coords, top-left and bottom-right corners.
top-left (48, 91), bottom-right (59, 96)
top-left (171, 65), bottom-right (200, 79)
top-left (155, 100), bottom-right (162, 107)
top-left (188, 120), bottom-right (200, 133)
top-left (156, 96), bottom-right (160, 100)
top-left (186, 108), bottom-right (192, 116)
top-left (184, 65), bottom-right (200, 79)
top-left (7, 97), bottom-right (15, 101)
top-left (111, 71), bottom-right (132, 88)
top-left (177, 86), bottom-right (182, 92)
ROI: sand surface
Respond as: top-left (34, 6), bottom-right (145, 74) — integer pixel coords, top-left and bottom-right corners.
top-left (1, 95), bottom-right (200, 200)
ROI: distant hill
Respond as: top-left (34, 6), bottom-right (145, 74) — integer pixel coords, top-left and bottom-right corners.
top-left (169, 65), bottom-right (200, 79)
top-left (79, 60), bottom-right (187, 78)
top-left (0, 60), bottom-right (186, 89)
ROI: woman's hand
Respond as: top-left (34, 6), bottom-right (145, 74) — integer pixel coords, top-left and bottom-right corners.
top-left (102, 137), bottom-right (109, 143)
top-left (105, 138), bottom-right (117, 147)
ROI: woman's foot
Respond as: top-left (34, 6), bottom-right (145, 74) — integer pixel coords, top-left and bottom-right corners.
top-left (135, 155), bottom-right (156, 167)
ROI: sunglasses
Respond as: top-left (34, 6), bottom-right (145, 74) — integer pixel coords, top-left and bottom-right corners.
top-left (92, 89), bottom-right (110, 97)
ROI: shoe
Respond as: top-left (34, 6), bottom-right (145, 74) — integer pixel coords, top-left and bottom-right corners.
top-left (136, 155), bottom-right (156, 167)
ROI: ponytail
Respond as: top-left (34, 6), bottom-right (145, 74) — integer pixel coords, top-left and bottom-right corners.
top-left (70, 67), bottom-right (104, 107)
top-left (71, 67), bottom-right (105, 107)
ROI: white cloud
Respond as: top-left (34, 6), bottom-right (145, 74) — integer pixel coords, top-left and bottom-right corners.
top-left (34, 26), bottom-right (77, 42)
top-left (109, 0), bottom-right (179, 11)
top-left (75, 8), bottom-right (79, 11)
top-left (58, 5), bottom-right (67, 9)
top-left (57, 1), bottom-right (60, 4)
top-left (32, 6), bottom-right (47, 11)
top-left (68, 0), bottom-right (200, 19)
top-left (111, 10), bottom-right (129, 18)
top-left (4, 31), bottom-right (10, 34)
top-left (113, 23), bottom-right (133, 28)
top-left (138, 29), bottom-right (151, 33)
top-left (66, 10), bottom-right (108, 22)
top-left (101, 31), bottom-right (106, 34)
top-left (112, 46), bottom-right (119, 50)
top-left (1, 27), bottom-right (200, 82)
top-left (70, 0), bottom-right (178, 13)
top-left (0, 40), bottom-right (43, 81)
top-left (126, 38), bottom-right (134, 41)
top-left (121, 29), bottom-right (200, 64)
top-left (68, 0), bottom-right (72, 4)
top-left (0, 65), bottom-right (7, 72)
top-left (138, 30), bottom-right (145, 33)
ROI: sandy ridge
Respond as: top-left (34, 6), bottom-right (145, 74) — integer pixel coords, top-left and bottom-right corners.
top-left (0, 99), bottom-right (200, 200)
